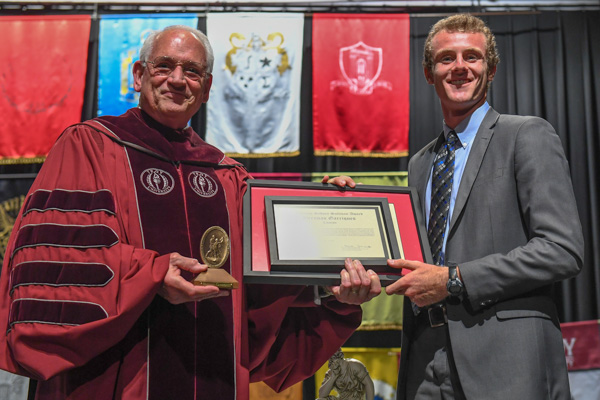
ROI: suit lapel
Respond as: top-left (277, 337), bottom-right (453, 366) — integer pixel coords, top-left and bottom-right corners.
top-left (449, 108), bottom-right (500, 232)
top-left (411, 133), bottom-right (444, 221)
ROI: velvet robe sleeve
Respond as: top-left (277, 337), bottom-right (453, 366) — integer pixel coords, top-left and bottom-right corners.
top-left (0, 125), bottom-right (170, 380)
top-left (245, 283), bottom-right (362, 392)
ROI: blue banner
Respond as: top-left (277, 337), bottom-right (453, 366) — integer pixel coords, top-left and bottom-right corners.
top-left (98, 14), bottom-right (198, 117)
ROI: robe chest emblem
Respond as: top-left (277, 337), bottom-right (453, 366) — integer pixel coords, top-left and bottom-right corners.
top-left (140, 168), bottom-right (175, 195)
top-left (188, 171), bottom-right (218, 198)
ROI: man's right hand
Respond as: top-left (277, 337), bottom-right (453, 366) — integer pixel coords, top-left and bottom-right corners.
top-left (385, 258), bottom-right (448, 308)
top-left (158, 252), bottom-right (230, 304)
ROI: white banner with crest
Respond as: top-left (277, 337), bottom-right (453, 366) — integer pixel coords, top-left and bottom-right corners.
top-left (206, 13), bottom-right (304, 157)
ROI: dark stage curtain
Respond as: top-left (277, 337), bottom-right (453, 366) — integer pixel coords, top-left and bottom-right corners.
top-left (483, 11), bottom-right (599, 323)
top-left (1, 10), bottom-right (598, 323)
top-left (231, 10), bottom-right (600, 322)
top-left (408, 12), bottom-right (600, 323)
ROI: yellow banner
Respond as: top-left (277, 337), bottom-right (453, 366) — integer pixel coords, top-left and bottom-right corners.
top-left (315, 347), bottom-right (401, 400)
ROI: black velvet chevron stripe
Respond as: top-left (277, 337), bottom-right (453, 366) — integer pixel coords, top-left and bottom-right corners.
top-left (9, 299), bottom-right (108, 329)
top-left (23, 189), bottom-right (116, 216)
top-left (10, 261), bottom-right (114, 293)
top-left (12, 224), bottom-right (119, 257)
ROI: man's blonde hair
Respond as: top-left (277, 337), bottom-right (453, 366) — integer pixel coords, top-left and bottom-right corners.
top-left (423, 14), bottom-right (500, 76)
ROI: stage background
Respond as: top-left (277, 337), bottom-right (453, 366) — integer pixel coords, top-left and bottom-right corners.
top-left (0, 2), bottom-right (598, 399)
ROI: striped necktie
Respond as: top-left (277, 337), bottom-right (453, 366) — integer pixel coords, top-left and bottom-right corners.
top-left (412, 131), bottom-right (460, 316)
top-left (427, 130), bottom-right (460, 266)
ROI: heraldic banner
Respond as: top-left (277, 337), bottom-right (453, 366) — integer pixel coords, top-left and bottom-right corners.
top-left (315, 347), bottom-right (401, 400)
top-left (312, 14), bottom-right (410, 157)
top-left (206, 13), bottom-right (304, 157)
top-left (98, 14), bottom-right (199, 118)
top-left (0, 15), bottom-right (90, 164)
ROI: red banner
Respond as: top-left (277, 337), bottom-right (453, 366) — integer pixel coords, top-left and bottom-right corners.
top-left (0, 15), bottom-right (91, 164)
top-left (312, 14), bottom-right (410, 157)
top-left (561, 320), bottom-right (600, 399)
top-left (562, 320), bottom-right (600, 371)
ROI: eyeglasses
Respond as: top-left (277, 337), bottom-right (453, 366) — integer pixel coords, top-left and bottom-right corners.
top-left (144, 56), bottom-right (209, 81)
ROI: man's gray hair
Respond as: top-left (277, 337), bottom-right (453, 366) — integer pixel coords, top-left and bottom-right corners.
top-left (139, 25), bottom-right (214, 74)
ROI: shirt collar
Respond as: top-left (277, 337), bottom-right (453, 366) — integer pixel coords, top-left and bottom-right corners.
top-left (442, 101), bottom-right (490, 148)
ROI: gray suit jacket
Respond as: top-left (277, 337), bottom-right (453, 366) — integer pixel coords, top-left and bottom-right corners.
top-left (398, 107), bottom-right (584, 399)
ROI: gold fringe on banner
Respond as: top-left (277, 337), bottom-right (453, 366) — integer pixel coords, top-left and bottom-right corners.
top-left (225, 151), bottom-right (300, 159)
top-left (314, 150), bottom-right (408, 158)
top-left (0, 157), bottom-right (46, 165)
top-left (357, 322), bottom-right (403, 331)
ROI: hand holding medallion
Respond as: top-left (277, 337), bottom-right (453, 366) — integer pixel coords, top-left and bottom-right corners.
top-left (159, 252), bottom-right (230, 304)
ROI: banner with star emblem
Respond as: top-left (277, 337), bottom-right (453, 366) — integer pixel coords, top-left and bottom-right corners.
top-left (0, 15), bottom-right (90, 164)
top-left (206, 13), bottom-right (304, 157)
top-left (312, 14), bottom-right (410, 157)
top-left (98, 14), bottom-right (199, 118)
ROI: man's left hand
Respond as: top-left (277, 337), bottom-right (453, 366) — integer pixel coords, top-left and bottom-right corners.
top-left (327, 258), bottom-right (381, 305)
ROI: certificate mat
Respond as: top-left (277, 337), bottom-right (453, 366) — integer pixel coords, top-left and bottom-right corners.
top-left (265, 197), bottom-right (399, 272)
top-left (272, 202), bottom-right (390, 260)
top-left (243, 180), bottom-right (431, 286)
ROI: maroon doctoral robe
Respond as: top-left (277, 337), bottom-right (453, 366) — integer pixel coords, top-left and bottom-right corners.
top-left (0, 108), bottom-right (362, 399)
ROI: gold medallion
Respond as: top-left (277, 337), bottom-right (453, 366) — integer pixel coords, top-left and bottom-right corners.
top-left (194, 226), bottom-right (238, 289)
top-left (199, 226), bottom-right (230, 268)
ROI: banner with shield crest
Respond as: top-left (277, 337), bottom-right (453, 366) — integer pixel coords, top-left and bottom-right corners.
top-left (312, 14), bottom-right (410, 157)
top-left (206, 13), bottom-right (304, 157)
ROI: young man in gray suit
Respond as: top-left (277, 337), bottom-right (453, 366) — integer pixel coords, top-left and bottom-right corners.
top-left (329, 13), bottom-right (583, 400)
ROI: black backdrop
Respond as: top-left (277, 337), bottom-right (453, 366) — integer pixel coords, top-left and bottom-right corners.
top-left (0, 9), bottom-right (598, 323)
top-left (408, 11), bottom-right (600, 323)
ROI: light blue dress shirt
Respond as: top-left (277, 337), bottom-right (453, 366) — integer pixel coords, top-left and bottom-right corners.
top-left (425, 102), bottom-right (490, 265)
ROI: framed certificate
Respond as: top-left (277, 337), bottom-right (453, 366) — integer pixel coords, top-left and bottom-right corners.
top-left (265, 196), bottom-right (400, 272)
top-left (243, 180), bottom-right (432, 286)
